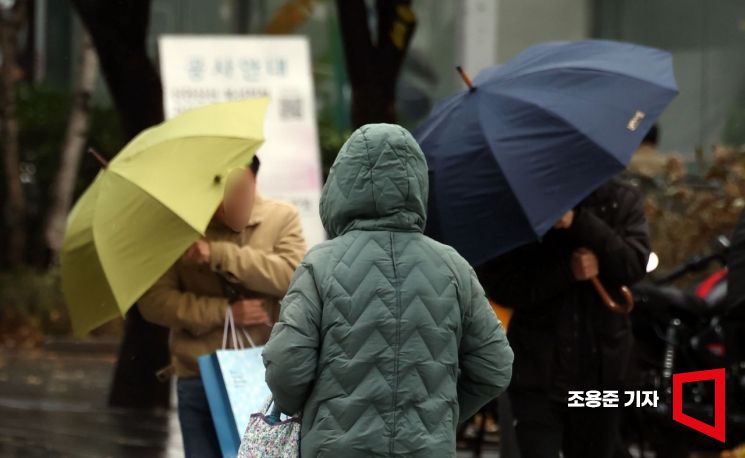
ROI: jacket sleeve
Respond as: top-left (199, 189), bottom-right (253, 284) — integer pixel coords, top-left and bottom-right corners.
top-left (475, 242), bottom-right (575, 310)
top-left (568, 188), bottom-right (650, 286)
top-left (262, 262), bottom-right (322, 415)
top-left (209, 208), bottom-right (306, 298)
top-left (138, 265), bottom-right (228, 336)
top-left (458, 266), bottom-right (514, 423)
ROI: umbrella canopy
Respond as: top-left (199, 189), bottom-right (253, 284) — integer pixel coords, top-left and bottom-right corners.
top-left (416, 40), bottom-right (678, 266)
top-left (61, 98), bottom-right (269, 336)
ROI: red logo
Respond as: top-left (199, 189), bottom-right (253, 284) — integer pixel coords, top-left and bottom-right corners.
top-left (672, 368), bottom-right (726, 443)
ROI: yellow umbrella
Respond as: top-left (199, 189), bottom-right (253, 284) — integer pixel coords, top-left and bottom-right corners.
top-left (61, 98), bottom-right (269, 336)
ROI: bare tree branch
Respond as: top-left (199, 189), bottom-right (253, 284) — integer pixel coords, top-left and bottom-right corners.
top-left (44, 29), bottom-right (99, 260)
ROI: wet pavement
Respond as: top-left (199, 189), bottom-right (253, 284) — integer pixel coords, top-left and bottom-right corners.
top-left (0, 345), bottom-right (497, 457)
top-left (0, 346), bottom-right (182, 458)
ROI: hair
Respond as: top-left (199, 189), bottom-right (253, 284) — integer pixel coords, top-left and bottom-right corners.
top-left (249, 155), bottom-right (261, 175)
top-left (643, 124), bottom-right (659, 146)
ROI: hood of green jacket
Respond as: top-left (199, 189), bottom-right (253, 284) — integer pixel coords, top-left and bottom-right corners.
top-left (320, 123), bottom-right (429, 238)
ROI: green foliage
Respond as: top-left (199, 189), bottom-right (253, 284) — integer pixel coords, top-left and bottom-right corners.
top-left (723, 83), bottom-right (745, 147)
top-left (723, 104), bottom-right (745, 147)
top-left (0, 268), bottom-right (63, 317)
top-left (17, 83), bottom-right (125, 202)
top-left (0, 267), bottom-right (70, 345)
top-left (318, 118), bottom-right (351, 180)
top-left (16, 84), bottom-right (70, 198)
top-left (9, 83), bottom-right (125, 266)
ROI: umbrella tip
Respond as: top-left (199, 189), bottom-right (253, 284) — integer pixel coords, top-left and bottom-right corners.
top-left (88, 148), bottom-right (109, 169)
top-left (456, 66), bottom-right (476, 92)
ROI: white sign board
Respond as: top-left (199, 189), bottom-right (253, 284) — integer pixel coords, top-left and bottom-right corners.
top-left (159, 35), bottom-right (325, 247)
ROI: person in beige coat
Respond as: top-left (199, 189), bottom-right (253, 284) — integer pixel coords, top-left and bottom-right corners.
top-left (139, 156), bottom-right (306, 458)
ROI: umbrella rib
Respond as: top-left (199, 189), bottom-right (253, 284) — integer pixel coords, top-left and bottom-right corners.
top-left (114, 134), bottom-right (263, 164)
top-left (90, 175), bottom-right (202, 309)
top-left (475, 93), bottom-right (628, 239)
top-left (479, 90), bottom-right (632, 170)
top-left (473, 115), bottom-right (542, 240)
top-left (105, 168), bottom-right (209, 235)
top-left (63, 239), bottom-right (122, 337)
top-left (489, 65), bottom-right (678, 93)
top-left (483, 83), bottom-right (675, 151)
top-left (415, 93), bottom-right (468, 140)
top-left (105, 133), bottom-right (262, 235)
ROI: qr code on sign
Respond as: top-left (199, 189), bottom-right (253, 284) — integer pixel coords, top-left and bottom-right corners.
top-left (279, 96), bottom-right (303, 121)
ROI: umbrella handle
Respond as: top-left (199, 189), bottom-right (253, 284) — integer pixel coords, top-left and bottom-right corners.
top-left (590, 276), bottom-right (634, 315)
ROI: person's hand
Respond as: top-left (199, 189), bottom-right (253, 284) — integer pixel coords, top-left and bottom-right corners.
top-left (554, 210), bottom-right (575, 230)
top-left (571, 248), bottom-right (599, 281)
top-left (183, 238), bottom-right (211, 265)
top-left (231, 299), bottom-right (270, 327)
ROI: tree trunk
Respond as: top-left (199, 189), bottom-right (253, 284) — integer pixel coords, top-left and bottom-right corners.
top-left (71, 0), bottom-right (170, 410)
top-left (44, 30), bottom-right (98, 260)
top-left (0, 0), bottom-right (28, 268)
top-left (336, 0), bottom-right (416, 128)
top-left (71, 0), bottom-right (164, 140)
top-left (107, 307), bottom-right (171, 409)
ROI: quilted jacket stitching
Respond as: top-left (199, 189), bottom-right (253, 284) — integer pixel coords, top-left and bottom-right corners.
top-left (389, 232), bottom-right (401, 455)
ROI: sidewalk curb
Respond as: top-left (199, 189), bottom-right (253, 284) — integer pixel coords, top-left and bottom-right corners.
top-left (43, 338), bottom-right (120, 354)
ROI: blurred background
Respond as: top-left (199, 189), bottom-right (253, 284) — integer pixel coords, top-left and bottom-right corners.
top-left (1, 0), bottom-right (745, 456)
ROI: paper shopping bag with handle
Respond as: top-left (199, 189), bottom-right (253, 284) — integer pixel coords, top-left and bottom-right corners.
top-left (199, 309), bottom-right (272, 458)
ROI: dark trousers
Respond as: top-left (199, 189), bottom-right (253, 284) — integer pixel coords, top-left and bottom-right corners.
top-left (177, 377), bottom-right (221, 458)
top-left (510, 391), bottom-right (622, 458)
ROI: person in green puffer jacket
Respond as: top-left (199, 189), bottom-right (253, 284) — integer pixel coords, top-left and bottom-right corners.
top-left (263, 123), bottom-right (513, 457)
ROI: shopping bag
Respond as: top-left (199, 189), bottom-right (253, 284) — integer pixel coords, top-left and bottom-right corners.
top-left (199, 309), bottom-right (272, 458)
top-left (238, 396), bottom-right (300, 458)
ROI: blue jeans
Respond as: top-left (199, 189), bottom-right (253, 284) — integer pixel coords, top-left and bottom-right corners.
top-left (177, 377), bottom-right (221, 458)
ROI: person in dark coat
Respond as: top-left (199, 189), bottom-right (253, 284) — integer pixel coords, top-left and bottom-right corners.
top-left (476, 179), bottom-right (650, 458)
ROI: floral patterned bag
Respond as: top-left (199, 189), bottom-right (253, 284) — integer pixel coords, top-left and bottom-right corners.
top-left (238, 396), bottom-right (300, 458)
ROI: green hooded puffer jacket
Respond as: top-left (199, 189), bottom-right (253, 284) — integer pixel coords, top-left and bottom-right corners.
top-left (263, 123), bottom-right (513, 457)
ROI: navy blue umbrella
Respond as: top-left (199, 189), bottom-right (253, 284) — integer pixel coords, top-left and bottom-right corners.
top-left (416, 40), bottom-right (678, 267)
